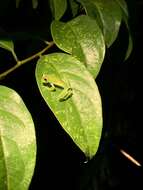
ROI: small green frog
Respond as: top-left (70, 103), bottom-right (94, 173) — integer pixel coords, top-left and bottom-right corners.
top-left (42, 74), bottom-right (73, 101)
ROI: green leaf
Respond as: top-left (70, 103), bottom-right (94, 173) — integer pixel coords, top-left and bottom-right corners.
top-left (49, 0), bottom-right (67, 20)
top-left (124, 32), bottom-right (133, 60)
top-left (51, 15), bottom-right (105, 78)
top-left (78, 0), bottom-right (122, 47)
top-left (115, 0), bottom-right (128, 18)
top-left (36, 53), bottom-right (103, 159)
top-left (122, 16), bottom-right (133, 60)
top-left (0, 86), bottom-right (36, 190)
top-left (0, 39), bottom-right (14, 53)
top-left (0, 39), bottom-right (18, 61)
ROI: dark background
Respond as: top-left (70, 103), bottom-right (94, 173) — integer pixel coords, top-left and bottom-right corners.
top-left (0, 0), bottom-right (141, 189)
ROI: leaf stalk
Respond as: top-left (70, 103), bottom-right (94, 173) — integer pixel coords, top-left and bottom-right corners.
top-left (0, 41), bottom-right (54, 80)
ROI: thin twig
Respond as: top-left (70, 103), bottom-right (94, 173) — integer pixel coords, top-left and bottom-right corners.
top-left (0, 41), bottom-right (54, 80)
top-left (120, 149), bottom-right (141, 167)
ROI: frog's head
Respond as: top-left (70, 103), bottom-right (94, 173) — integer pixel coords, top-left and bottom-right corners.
top-left (41, 74), bottom-right (48, 83)
top-left (41, 74), bottom-right (56, 91)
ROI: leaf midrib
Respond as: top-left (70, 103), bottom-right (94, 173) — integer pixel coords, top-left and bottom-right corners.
top-left (66, 21), bottom-right (87, 67)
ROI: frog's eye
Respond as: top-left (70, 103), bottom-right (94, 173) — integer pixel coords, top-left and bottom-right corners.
top-left (41, 74), bottom-right (48, 83)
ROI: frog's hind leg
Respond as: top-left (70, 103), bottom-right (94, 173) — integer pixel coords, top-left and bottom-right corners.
top-left (58, 88), bottom-right (73, 101)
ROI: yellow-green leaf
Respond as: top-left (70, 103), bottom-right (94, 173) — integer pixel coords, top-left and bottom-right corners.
top-left (0, 39), bottom-right (14, 53)
top-left (51, 15), bottom-right (105, 78)
top-left (78, 0), bottom-right (122, 47)
top-left (0, 85), bottom-right (36, 190)
top-left (49, 0), bottom-right (67, 20)
top-left (36, 53), bottom-right (103, 159)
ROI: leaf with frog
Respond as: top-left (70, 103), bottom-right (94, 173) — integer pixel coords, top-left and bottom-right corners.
top-left (36, 53), bottom-right (103, 159)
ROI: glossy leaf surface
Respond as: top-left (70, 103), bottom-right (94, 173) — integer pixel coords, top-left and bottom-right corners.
top-left (36, 53), bottom-right (103, 159)
top-left (51, 15), bottom-right (105, 78)
top-left (0, 86), bottom-right (36, 190)
top-left (49, 0), bottom-right (67, 20)
top-left (78, 0), bottom-right (122, 47)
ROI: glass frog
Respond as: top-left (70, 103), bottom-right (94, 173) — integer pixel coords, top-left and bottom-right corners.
top-left (42, 74), bottom-right (73, 101)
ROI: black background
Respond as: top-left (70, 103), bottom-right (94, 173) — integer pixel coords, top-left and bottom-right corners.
top-left (0, 0), bottom-right (141, 189)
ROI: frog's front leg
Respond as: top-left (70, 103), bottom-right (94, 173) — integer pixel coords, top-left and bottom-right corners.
top-left (58, 87), bottom-right (73, 101)
top-left (45, 83), bottom-right (56, 91)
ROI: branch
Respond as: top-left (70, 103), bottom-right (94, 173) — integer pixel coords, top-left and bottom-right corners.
top-left (0, 41), bottom-right (54, 80)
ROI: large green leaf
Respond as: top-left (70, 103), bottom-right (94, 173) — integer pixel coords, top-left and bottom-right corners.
top-left (78, 0), bottom-right (122, 47)
top-left (124, 31), bottom-right (133, 60)
top-left (36, 53), bottom-right (103, 159)
top-left (49, 0), bottom-right (67, 20)
top-left (0, 86), bottom-right (36, 190)
top-left (51, 15), bottom-right (105, 78)
top-left (115, 0), bottom-right (128, 18)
